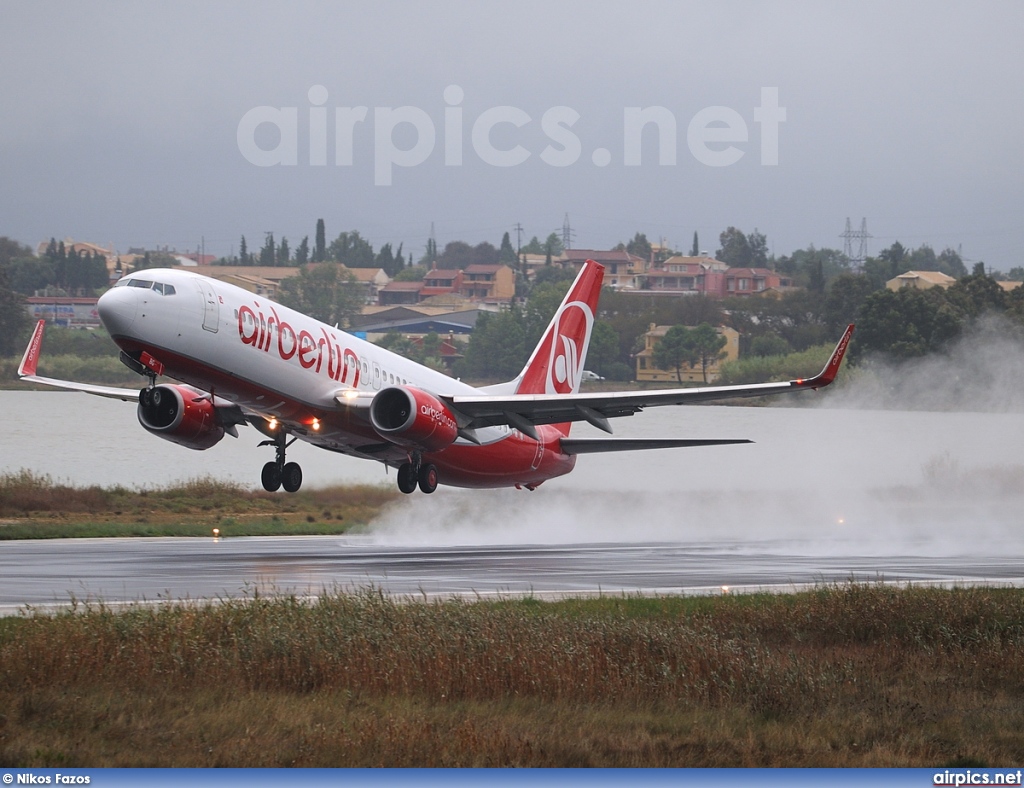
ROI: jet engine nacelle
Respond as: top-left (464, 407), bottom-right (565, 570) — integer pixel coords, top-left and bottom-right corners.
top-left (370, 386), bottom-right (459, 453)
top-left (137, 384), bottom-right (226, 451)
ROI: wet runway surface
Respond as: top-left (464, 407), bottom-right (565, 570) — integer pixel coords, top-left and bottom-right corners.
top-left (4, 396), bottom-right (1023, 613)
top-left (1, 535), bottom-right (1021, 612)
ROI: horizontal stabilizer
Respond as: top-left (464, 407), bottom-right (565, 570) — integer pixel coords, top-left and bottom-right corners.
top-left (559, 438), bottom-right (752, 455)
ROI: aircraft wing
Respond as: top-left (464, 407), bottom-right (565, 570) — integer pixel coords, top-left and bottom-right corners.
top-left (16, 320), bottom-right (247, 430)
top-left (442, 324), bottom-right (854, 439)
top-left (16, 374), bottom-right (142, 400)
top-left (17, 320), bottom-right (142, 400)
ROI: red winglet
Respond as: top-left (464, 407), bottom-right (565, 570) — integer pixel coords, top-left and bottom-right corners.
top-left (18, 319), bottom-right (46, 377)
top-left (798, 323), bottom-right (854, 389)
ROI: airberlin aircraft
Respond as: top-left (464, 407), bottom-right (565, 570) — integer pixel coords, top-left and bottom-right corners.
top-left (18, 260), bottom-right (854, 494)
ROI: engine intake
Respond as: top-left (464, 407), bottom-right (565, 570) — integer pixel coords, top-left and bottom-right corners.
top-left (370, 386), bottom-right (459, 453)
top-left (137, 384), bottom-right (225, 450)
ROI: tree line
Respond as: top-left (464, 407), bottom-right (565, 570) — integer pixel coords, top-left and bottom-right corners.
top-left (217, 219), bottom-right (567, 282)
top-left (0, 238), bottom-right (108, 297)
top-left (2, 223), bottom-right (1021, 383)
top-left (220, 220), bottom-right (410, 279)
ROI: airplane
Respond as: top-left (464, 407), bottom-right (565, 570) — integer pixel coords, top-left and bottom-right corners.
top-left (18, 259), bottom-right (854, 495)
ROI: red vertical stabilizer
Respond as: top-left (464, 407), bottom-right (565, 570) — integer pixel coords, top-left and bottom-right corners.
top-left (515, 260), bottom-right (604, 397)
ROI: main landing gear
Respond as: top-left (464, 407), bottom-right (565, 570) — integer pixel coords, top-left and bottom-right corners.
top-left (396, 452), bottom-right (438, 495)
top-left (259, 429), bottom-right (303, 493)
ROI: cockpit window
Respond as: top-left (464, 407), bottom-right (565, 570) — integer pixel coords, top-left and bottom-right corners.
top-left (114, 278), bottom-right (175, 295)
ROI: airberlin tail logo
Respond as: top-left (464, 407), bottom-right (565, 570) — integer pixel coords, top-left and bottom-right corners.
top-left (545, 301), bottom-right (593, 394)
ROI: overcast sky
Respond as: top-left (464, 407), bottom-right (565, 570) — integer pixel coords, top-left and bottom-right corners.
top-left (2, 1), bottom-right (1022, 270)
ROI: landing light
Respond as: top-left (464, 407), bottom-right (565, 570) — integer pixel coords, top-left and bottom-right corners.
top-left (268, 418), bottom-right (278, 431)
top-left (312, 418), bottom-right (321, 431)
top-left (342, 389), bottom-right (359, 400)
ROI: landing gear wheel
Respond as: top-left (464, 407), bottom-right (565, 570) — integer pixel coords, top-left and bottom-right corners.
top-left (258, 427), bottom-right (301, 492)
top-left (397, 462), bottom-right (418, 494)
top-left (282, 462), bottom-right (302, 493)
top-left (418, 463), bottom-right (438, 494)
top-left (261, 461), bottom-right (282, 492)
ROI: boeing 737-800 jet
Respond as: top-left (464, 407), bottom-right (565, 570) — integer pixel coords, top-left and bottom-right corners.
top-left (18, 259), bottom-right (854, 494)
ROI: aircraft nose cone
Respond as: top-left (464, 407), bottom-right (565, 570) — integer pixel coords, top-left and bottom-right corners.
top-left (98, 286), bottom-right (138, 337)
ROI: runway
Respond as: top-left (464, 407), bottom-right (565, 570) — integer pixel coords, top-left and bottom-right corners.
top-left (3, 398), bottom-right (1023, 612)
top-left (1, 535), bottom-right (1020, 613)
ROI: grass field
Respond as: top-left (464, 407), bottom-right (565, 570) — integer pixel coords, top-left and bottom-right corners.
top-left (0, 470), bottom-right (398, 538)
top-left (1, 584), bottom-right (1022, 767)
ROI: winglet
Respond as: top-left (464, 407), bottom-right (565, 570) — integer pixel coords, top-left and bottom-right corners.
top-left (795, 323), bottom-right (854, 390)
top-left (18, 319), bottom-right (46, 377)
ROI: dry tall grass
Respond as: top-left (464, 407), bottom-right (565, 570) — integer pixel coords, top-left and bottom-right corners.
top-left (1, 585), bottom-right (1022, 766)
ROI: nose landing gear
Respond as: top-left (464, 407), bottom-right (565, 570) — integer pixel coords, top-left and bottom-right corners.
top-left (259, 428), bottom-right (302, 492)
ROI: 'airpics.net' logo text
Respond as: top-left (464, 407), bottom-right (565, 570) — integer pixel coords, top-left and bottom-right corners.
top-left (237, 85), bottom-right (786, 185)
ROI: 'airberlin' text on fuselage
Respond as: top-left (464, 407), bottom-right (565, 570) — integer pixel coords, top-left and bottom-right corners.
top-left (238, 302), bottom-right (361, 386)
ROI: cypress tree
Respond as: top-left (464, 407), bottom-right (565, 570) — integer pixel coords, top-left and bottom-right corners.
top-left (295, 236), bottom-right (309, 266)
top-left (314, 219), bottom-right (326, 262)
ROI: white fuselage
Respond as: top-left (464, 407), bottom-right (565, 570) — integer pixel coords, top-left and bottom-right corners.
top-left (97, 268), bottom-right (575, 487)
